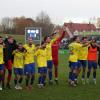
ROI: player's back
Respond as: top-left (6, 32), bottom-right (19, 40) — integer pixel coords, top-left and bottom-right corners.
top-left (88, 46), bottom-right (97, 61)
top-left (69, 42), bottom-right (82, 56)
top-left (78, 46), bottom-right (88, 60)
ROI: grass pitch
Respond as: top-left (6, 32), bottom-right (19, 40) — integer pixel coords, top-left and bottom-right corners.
top-left (0, 34), bottom-right (100, 100)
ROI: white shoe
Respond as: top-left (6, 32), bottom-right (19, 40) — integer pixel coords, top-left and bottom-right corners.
top-left (82, 79), bottom-right (85, 85)
top-left (55, 78), bottom-right (58, 81)
top-left (86, 79), bottom-right (89, 84)
top-left (93, 79), bottom-right (96, 85)
top-left (38, 84), bottom-right (44, 88)
top-left (75, 79), bottom-right (78, 84)
top-left (18, 85), bottom-right (22, 90)
top-left (71, 81), bottom-right (77, 87)
top-left (15, 85), bottom-right (19, 90)
top-left (0, 87), bottom-right (2, 91)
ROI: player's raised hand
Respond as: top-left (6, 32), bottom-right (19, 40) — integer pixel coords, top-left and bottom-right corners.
top-left (95, 43), bottom-right (100, 48)
top-left (62, 25), bottom-right (67, 32)
top-left (62, 25), bottom-right (73, 38)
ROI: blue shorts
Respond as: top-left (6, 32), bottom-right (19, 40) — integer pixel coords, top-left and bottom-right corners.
top-left (38, 67), bottom-right (47, 74)
top-left (78, 60), bottom-right (87, 68)
top-left (69, 62), bottom-right (78, 69)
top-left (14, 68), bottom-right (23, 75)
top-left (47, 60), bottom-right (53, 69)
top-left (88, 61), bottom-right (97, 70)
top-left (24, 63), bottom-right (35, 75)
top-left (0, 64), bottom-right (4, 71)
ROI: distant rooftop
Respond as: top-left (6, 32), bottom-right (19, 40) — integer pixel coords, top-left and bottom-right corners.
top-left (64, 22), bottom-right (96, 33)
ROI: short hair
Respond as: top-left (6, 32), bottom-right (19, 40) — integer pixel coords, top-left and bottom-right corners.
top-left (36, 44), bottom-right (40, 47)
top-left (17, 43), bottom-right (24, 51)
top-left (82, 37), bottom-right (87, 41)
top-left (44, 36), bottom-right (50, 42)
top-left (41, 41), bottom-right (45, 45)
top-left (51, 32), bottom-right (56, 37)
top-left (28, 37), bottom-right (33, 40)
top-left (72, 36), bottom-right (78, 41)
top-left (18, 43), bottom-right (22, 45)
top-left (8, 36), bottom-right (13, 39)
top-left (92, 39), bottom-right (96, 43)
top-left (0, 36), bottom-right (3, 38)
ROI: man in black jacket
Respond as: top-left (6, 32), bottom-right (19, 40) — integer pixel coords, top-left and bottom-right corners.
top-left (3, 36), bottom-right (17, 89)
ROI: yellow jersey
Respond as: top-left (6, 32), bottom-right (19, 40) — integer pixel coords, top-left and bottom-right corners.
top-left (78, 46), bottom-right (88, 60)
top-left (69, 54), bottom-right (78, 62)
top-left (0, 45), bottom-right (4, 64)
top-left (46, 39), bottom-right (56, 61)
top-left (24, 44), bottom-right (35, 64)
top-left (13, 50), bottom-right (24, 68)
top-left (35, 48), bottom-right (47, 68)
top-left (69, 42), bottom-right (82, 62)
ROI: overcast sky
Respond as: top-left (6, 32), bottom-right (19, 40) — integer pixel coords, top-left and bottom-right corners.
top-left (0, 0), bottom-right (100, 24)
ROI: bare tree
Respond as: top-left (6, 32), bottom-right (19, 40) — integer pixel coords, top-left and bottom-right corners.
top-left (13, 16), bottom-right (35, 34)
top-left (89, 17), bottom-right (97, 27)
top-left (36, 11), bottom-right (54, 37)
top-left (0, 24), bottom-right (3, 33)
top-left (96, 18), bottom-right (100, 28)
top-left (1, 17), bottom-right (14, 33)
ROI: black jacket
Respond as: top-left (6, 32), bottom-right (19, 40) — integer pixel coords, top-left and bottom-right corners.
top-left (4, 39), bottom-right (17, 63)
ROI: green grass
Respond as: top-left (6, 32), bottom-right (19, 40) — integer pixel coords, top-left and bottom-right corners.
top-left (0, 33), bottom-right (25, 43)
top-left (0, 34), bottom-right (100, 100)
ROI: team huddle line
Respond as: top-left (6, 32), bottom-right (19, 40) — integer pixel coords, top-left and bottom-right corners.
top-left (0, 27), bottom-right (100, 91)
top-left (0, 27), bottom-right (67, 91)
top-left (68, 36), bottom-right (100, 86)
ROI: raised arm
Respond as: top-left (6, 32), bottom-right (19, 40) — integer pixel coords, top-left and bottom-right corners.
top-left (55, 31), bottom-right (66, 43)
top-left (95, 43), bottom-right (100, 48)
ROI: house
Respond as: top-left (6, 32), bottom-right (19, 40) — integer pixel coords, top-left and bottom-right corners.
top-left (64, 22), bottom-right (96, 35)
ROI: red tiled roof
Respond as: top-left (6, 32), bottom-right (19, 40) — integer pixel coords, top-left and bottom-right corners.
top-left (64, 23), bottom-right (96, 33)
